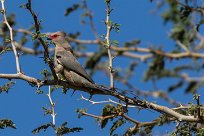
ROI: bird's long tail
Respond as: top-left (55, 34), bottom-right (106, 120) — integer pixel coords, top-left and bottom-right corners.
top-left (85, 83), bottom-right (114, 95)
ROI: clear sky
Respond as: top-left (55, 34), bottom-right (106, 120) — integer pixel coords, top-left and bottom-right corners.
top-left (0, 0), bottom-right (202, 136)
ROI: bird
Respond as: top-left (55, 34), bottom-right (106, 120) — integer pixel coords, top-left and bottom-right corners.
top-left (47, 31), bottom-right (97, 90)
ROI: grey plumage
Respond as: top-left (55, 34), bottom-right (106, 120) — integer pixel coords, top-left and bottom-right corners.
top-left (55, 46), bottom-right (94, 84)
top-left (48, 31), bottom-right (95, 88)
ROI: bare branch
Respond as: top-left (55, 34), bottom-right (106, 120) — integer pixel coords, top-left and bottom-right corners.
top-left (0, 0), bottom-right (21, 73)
top-left (26, 0), bottom-right (58, 81)
top-left (127, 117), bottom-right (176, 134)
top-left (0, 73), bottom-right (203, 123)
top-left (176, 40), bottom-right (190, 52)
top-left (111, 46), bottom-right (204, 59)
top-left (80, 95), bottom-right (136, 108)
top-left (47, 86), bottom-right (56, 125)
top-left (105, 0), bottom-right (114, 89)
top-left (14, 28), bottom-right (204, 61)
top-left (80, 111), bottom-right (115, 120)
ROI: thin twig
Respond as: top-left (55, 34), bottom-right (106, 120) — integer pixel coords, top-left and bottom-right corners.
top-left (174, 121), bottom-right (181, 135)
top-left (176, 40), bottom-right (190, 52)
top-left (81, 110), bottom-right (177, 130)
top-left (105, 0), bottom-right (114, 89)
top-left (80, 95), bottom-right (136, 108)
top-left (122, 114), bottom-right (140, 124)
top-left (0, 0), bottom-right (21, 73)
top-left (195, 95), bottom-right (201, 119)
top-left (26, 0), bottom-right (58, 81)
top-left (81, 111), bottom-right (115, 120)
top-left (47, 86), bottom-right (56, 125)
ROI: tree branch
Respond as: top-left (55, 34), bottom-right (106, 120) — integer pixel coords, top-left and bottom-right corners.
top-left (0, 0), bottom-right (21, 73)
top-left (0, 73), bottom-right (202, 123)
top-left (47, 86), bottom-right (56, 125)
top-left (105, 0), bottom-right (114, 89)
top-left (80, 111), bottom-right (115, 120)
top-left (80, 95), bottom-right (136, 108)
top-left (26, 0), bottom-right (58, 81)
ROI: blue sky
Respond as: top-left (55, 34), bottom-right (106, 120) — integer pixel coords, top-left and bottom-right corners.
top-left (0, 0), bottom-right (202, 135)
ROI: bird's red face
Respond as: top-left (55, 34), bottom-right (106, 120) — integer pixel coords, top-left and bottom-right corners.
top-left (47, 33), bottom-right (60, 40)
top-left (47, 31), bottom-right (66, 45)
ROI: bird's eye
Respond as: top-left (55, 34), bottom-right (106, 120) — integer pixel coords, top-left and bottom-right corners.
top-left (52, 34), bottom-right (58, 38)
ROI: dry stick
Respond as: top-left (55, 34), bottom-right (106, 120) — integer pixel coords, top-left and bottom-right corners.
top-left (14, 41), bottom-right (152, 60)
top-left (80, 95), bottom-right (136, 108)
top-left (80, 95), bottom-right (182, 128)
top-left (105, 1), bottom-right (114, 89)
top-left (14, 36), bottom-right (204, 60)
top-left (47, 86), bottom-right (56, 125)
top-left (81, 111), bottom-right (115, 120)
top-left (81, 110), bottom-right (176, 129)
top-left (127, 117), bottom-right (176, 134)
top-left (0, 0), bottom-right (21, 73)
top-left (26, 0), bottom-right (58, 81)
top-left (0, 73), bottom-right (203, 123)
top-left (174, 121), bottom-right (181, 135)
top-left (14, 28), bottom-right (204, 60)
top-left (95, 64), bottom-right (181, 107)
top-left (196, 95), bottom-right (201, 119)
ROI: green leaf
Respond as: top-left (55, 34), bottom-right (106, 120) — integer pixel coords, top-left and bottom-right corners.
top-left (36, 89), bottom-right (44, 94)
top-left (85, 49), bottom-right (106, 69)
top-left (101, 104), bottom-right (116, 128)
top-left (105, 0), bottom-right (111, 3)
top-left (144, 125), bottom-right (154, 134)
top-left (0, 81), bottom-right (15, 94)
top-left (76, 108), bottom-right (87, 118)
top-left (185, 81), bottom-right (199, 93)
top-left (32, 123), bottom-right (52, 134)
top-left (19, 4), bottom-right (26, 9)
top-left (110, 118), bottom-right (126, 135)
top-left (67, 32), bottom-right (80, 39)
top-left (112, 40), bottom-right (119, 46)
top-left (168, 81), bottom-right (183, 92)
top-left (39, 69), bottom-right (49, 77)
top-left (55, 122), bottom-right (83, 135)
top-left (0, 119), bottom-right (16, 129)
top-left (144, 54), bottom-right (165, 81)
top-left (0, 46), bottom-right (11, 55)
top-left (197, 128), bottom-right (204, 136)
top-left (124, 40), bottom-right (141, 47)
top-left (42, 107), bottom-right (52, 116)
top-left (64, 4), bottom-right (80, 16)
top-left (112, 23), bottom-right (121, 33)
top-left (2, 14), bottom-right (16, 32)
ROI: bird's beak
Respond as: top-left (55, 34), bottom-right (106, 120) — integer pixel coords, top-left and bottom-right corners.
top-left (47, 35), bottom-right (52, 40)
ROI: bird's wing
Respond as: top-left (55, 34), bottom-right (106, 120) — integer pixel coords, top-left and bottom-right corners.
top-left (56, 50), bottom-right (94, 83)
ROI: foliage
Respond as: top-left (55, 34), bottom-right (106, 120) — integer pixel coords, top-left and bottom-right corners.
top-left (110, 118), bottom-right (126, 136)
top-left (32, 123), bottom-right (52, 134)
top-left (101, 104), bottom-right (117, 128)
top-left (0, 119), bottom-right (16, 129)
top-left (0, 81), bottom-right (15, 94)
top-left (1, 0), bottom-right (204, 135)
top-left (32, 122), bottom-right (83, 135)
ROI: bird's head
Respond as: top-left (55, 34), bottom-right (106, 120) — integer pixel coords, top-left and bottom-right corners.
top-left (47, 31), bottom-right (67, 46)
